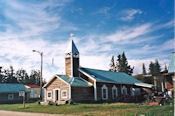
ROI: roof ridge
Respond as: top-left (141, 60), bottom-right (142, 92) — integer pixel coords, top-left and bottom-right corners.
top-left (81, 67), bottom-right (124, 73)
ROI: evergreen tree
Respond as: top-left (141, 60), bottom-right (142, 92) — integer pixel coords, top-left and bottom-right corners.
top-left (149, 60), bottom-right (161, 75)
top-left (30, 70), bottom-right (40, 85)
top-left (0, 66), bottom-right (5, 83)
top-left (109, 56), bottom-right (116, 72)
top-left (142, 63), bottom-right (146, 75)
top-left (116, 52), bottom-right (134, 75)
top-left (116, 54), bottom-right (121, 72)
top-left (4, 66), bottom-right (18, 83)
top-left (149, 61), bottom-right (154, 75)
top-left (154, 59), bottom-right (161, 75)
top-left (163, 64), bottom-right (168, 73)
top-left (16, 69), bottom-right (29, 84)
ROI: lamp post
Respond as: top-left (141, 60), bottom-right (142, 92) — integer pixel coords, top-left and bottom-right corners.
top-left (32, 50), bottom-right (43, 101)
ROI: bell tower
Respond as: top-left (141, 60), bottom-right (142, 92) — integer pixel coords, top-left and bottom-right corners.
top-left (65, 34), bottom-right (79, 77)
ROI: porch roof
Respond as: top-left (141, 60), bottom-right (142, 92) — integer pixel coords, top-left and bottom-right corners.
top-left (57, 75), bottom-right (92, 87)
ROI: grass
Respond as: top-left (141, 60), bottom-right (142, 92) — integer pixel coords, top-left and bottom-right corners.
top-left (0, 102), bottom-right (173, 116)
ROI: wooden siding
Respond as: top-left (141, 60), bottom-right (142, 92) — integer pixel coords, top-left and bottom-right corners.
top-left (96, 82), bottom-right (135, 101)
top-left (0, 93), bottom-right (29, 104)
top-left (80, 72), bottom-right (95, 85)
top-left (46, 77), bottom-right (70, 102)
top-left (65, 58), bottom-right (71, 76)
top-left (71, 86), bottom-right (94, 102)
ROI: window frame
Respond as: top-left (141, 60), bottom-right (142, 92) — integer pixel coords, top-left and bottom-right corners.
top-left (47, 91), bottom-right (52, 99)
top-left (8, 94), bottom-right (14, 100)
top-left (112, 85), bottom-right (118, 99)
top-left (101, 84), bottom-right (108, 100)
top-left (121, 85), bottom-right (127, 96)
top-left (61, 90), bottom-right (68, 99)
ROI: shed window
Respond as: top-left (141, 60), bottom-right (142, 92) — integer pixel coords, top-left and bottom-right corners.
top-left (101, 85), bottom-right (108, 100)
top-left (8, 94), bottom-right (14, 100)
top-left (61, 90), bottom-right (67, 98)
top-left (47, 91), bottom-right (52, 99)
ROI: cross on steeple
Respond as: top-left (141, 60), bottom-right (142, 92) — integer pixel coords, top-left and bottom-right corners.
top-left (70, 33), bottom-right (74, 40)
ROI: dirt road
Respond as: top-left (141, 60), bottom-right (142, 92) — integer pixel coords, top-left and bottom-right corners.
top-left (0, 110), bottom-right (77, 116)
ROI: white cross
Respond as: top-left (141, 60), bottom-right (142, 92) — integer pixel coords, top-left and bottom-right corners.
top-left (70, 33), bottom-right (74, 39)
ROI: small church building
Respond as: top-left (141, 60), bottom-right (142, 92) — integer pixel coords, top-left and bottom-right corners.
top-left (44, 36), bottom-right (152, 104)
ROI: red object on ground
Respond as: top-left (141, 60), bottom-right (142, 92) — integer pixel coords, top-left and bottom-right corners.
top-left (149, 102), bottom-right (159, 106)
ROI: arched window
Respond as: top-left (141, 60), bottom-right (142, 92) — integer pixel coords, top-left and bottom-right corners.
top-left (101, 84), bottom-right (108, 100)
top-left (130, 87), bottom-right (135, 96)
top-left (112, 85), bottom-right (118, 99)
top-left (121, 86), bottom-right (127, 96)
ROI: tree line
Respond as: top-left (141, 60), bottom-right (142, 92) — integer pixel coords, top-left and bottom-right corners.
top-left (142, 60), bottom-right (168, 76)
top-left (0, 66), bottom-right (46, 85)
top-left (109, 52), bottom-right (134, 75)
top-left (135, 60), bottom-right (167, 84)
top-left (109, 52), bottom-right (168, 84)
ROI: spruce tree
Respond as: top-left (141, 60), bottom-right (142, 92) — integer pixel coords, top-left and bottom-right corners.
top-left (154, 59), bottom-right (161, 75)
top-left (142, 63), bottom-right (146, 75)
top-left (163, 64), bottom-right (168, 73)
top-left (116, 52), bottom-right (134, 75)
top-left (109, 56), bottom-right (116, 72)
top-left (149, 61), bottom-right (154, 75)
top-left (116, 54), bottom-right (121, 72)
top-left (0, 66), bottom-right (4, 83)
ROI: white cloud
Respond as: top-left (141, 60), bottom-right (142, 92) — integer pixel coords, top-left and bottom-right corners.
top-left (120, 9), bottom-right (142, 21)
top-left (0, 0), bottom-right (173, 82)
top-left (93, 7), bottom-right (111, 15)
top-left (106, 23), bottom-right (152, 43)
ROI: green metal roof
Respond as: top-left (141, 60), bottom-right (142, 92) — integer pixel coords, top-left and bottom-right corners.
top-left (80, 67), bottom-right (153, 88)
top-left (56, 75), bottom-right (92, 87)
top-left (0, 84), bottom-right (29, 93)
top-left (168, 52), bottom-right (175, 73)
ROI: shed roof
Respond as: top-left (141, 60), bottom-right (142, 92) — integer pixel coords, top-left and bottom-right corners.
top-left (168, 52), bottom-right (175, 73)
top-left (25, 84), bottom-right (40, 88)
top-left (0, 84), bottom-right (29, 93)
top-left (80, 67), bottom-right (153, 88)
top-left (57, 75), bottom-right (92, 87)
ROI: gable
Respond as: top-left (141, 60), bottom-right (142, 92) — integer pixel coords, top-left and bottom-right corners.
top-left (44, 76), bottom-right (69, 88)
top-left (57, 75), bottom-right (92, 87)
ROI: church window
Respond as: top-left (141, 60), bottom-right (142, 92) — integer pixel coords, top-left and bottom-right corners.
top-left (101, 84), bottom-right (108, 100)
top-left (112, 85), bottom-right (118, 99)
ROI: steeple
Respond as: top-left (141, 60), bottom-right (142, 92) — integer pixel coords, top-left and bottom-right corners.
top-left (65, 39), bottom-right (79, 54)
top-left (65, 33), bottom-right (80, 77)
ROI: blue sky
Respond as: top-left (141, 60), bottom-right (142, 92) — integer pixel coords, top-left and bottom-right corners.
top-left (0, 0), bottom-right (174, 81)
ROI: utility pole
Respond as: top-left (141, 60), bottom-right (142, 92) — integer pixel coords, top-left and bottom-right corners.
top-left (33, 50), bottom-right (43, 101)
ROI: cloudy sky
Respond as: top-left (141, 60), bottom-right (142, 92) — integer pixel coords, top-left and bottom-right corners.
top-left (0, 0), bottom-right (174, 81)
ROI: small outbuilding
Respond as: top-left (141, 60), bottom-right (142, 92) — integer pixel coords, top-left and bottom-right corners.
top-left (25, 84), bottom-right (40, 100)
top-left (0, 83), bottom-right (29, 104)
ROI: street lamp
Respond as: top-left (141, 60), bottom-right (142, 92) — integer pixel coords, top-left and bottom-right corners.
top-left (32, 50), bottom-right (43, 101)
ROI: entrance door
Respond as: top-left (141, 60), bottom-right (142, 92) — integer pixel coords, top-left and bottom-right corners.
top-left (54, 89), bottom-right (59, 102)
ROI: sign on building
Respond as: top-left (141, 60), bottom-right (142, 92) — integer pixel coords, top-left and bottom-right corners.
top-left (19, 91), bottom-right (25, 97)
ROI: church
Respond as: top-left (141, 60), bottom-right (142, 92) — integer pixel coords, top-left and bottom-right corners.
top-left (43, 36), bottom-right (152, 104)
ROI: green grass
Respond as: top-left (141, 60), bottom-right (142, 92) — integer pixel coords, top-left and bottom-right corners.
top-left (0, 102), bottom-right (173, 116)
